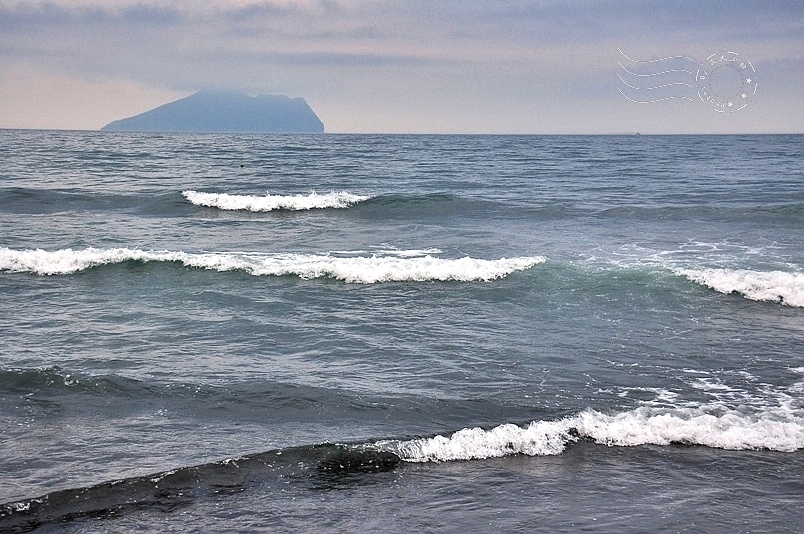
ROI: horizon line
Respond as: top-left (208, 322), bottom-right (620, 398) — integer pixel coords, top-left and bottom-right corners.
top-left (1, 128), bottom-right (803, 136)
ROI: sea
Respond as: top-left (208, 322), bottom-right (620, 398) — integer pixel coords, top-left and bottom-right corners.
top-left (0, 130), bottom-right (802, 533)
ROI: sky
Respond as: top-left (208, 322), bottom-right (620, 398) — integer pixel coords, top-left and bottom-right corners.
top-left (0, 0), bottom-right (802, 134)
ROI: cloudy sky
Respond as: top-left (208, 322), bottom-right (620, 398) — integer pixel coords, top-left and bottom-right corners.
top-left (1, 0), bottom-right (802, 133)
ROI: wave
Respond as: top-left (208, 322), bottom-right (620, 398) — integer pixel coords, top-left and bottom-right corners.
top-left (182, 190), bottom-right (370, 211)
top-left (596, 203), bottom-right (804, 221)
top-left (0, 187), bottom-right (202, 218)
top-left (0, 247), bottom-right (545, 283)
top-left (591, 255), bottom-right (804, 308)
top-left (0, 187), bottom-right (141, 215)
top-left (0, 443), bottom-right (401, 532)
top-left (674, 267), bottom-right (804, 307)
top-left (0, 366), bottom-right (138, 396)
top-left (2, 405), bottom-right (800, 530)
top-left (0, 366), bottom-right (396, 412)
top-left (379, 406), bottom-right (804, 462)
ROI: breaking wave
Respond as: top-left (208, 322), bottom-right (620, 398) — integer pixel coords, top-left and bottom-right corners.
top-left (0, 247), bottom-right (544, 283)
top-left (379, 405), bottom-right (804, 462)
top-left (2, 402), bottom-right (800, 530)
top-left (182, 190), bottom-right (370, 211)
top-left (675, 267), bottom-right (804, 307)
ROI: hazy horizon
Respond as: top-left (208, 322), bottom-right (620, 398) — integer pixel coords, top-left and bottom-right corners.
top-left (1, 1), bottom-right (802, 134)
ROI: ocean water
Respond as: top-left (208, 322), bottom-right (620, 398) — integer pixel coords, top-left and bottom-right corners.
top-left (1, 130), bottom-right (802, 532)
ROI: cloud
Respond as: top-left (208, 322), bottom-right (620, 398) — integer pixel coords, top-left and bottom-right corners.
top-left (0, 1), bottom-right (182, 29)
top-left (0, 65), bottom-right (189, 129)
top-left (0, 0), bottom-right (801, 132)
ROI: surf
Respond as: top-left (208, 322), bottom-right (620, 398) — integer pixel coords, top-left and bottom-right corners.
top-left (378, 404), bottom-right (804, 462)
top-left (182, 190), bottom-right (370, 211)
top-left (3, 404), bottom-right (800, 531)
top-left (0, 247), bottom-right (545, 283)
top-left (674, 267), bottom-right (804, 307)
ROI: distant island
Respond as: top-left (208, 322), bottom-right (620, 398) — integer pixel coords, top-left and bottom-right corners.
top-left (101, 90), bottom-right (324, 133)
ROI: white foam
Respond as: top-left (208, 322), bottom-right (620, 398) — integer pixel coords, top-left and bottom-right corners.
top-left (379, 407), bottom-right (804, 462)
top-left (182, 190), bottom-right (370, 211)
top-left (674, 267), bottom-right (804, 307)
top-left (330, 248), bottom-right (443, 258)
top-left (0, 247), bottom-right (156, 276)
top-left (371, 248), bottom-right (444, 258)
top-left (0, 247), bottom-right (545, 283)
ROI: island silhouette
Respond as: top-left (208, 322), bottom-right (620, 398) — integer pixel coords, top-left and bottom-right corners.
top-left (101, 90), bottom-right (324, 133)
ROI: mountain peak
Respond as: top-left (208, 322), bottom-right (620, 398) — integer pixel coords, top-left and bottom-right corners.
top-left (101, 91), bottom-right (324, 133)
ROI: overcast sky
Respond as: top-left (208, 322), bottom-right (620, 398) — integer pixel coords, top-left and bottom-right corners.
top-left (1, 0), bottom-right (802, 133)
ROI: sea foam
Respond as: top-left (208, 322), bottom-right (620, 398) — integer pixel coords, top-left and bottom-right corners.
top-left (675, 267), bottom-right (804, 307)
top-left (182, 190), bottom-right (370, 211)
top-left (379, 406), bottom-right (804, 462)
top-left (0, 247), bottom-right (544, 283)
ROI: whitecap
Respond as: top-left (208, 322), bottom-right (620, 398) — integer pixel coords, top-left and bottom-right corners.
top-left (182, 190), bottom-right (370, 211)
top-left (378, 406), bottom-right (804, 462)
top-left (0, 247), bottom-right (545, 283)
top-left (675, 267), bottom-right (804, 307)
